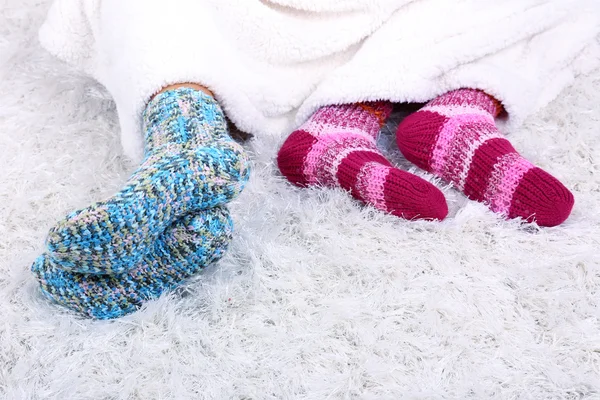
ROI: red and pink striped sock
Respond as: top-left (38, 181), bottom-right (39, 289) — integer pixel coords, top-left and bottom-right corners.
top-left (397, 88), bottom-right (574, 227)
top-left (277, 102), bottom-right (448, 221)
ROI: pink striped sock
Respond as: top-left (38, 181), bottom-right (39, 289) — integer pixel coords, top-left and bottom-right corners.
top-left (278, 102), bottom-right (448, 221)
top-left (397, 88), bottom-right (574, 227)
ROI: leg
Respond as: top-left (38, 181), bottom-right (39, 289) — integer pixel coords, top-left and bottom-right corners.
top-left (32, 207), bottom-right (233, 319)
top-left (397, 88), bottom-right (574, 227)
top-left (278, 102), bottom-right (448, 220)
top-left (44, 85), bottom-right (250, 274)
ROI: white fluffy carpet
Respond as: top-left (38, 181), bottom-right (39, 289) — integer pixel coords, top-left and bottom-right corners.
top-left (1, 2), bottom-right (600, 399)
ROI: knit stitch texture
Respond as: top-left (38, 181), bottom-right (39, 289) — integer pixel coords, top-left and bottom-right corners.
top-left (32, 88), bottom-right (248, 319)
top-left (397, 89), bottom-right (574, 226)
top-left (32, 208), bottom-right (233, 319)
top-left (46, 88), bottom-right (249, 274)
top-left (278, 102), bottom-right (448, 221)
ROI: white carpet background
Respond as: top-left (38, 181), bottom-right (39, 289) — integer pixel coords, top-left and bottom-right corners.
top-left (1, 2), bottom-right (600, 399)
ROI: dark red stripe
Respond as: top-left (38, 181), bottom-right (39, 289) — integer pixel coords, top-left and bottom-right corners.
top-left (462, 137), bottom-right (516, 201)
top-left (336, 150), bottom-right (391, 199)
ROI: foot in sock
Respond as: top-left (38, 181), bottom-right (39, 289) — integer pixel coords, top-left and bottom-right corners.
top-left (397, 88), bottom-right (574, 227)
top-left (32, 207), bottom-right (233, 319)
top-left (277, 102), bottom-right (448, 220)
top-left (46, 88), bottom-right (250, 274)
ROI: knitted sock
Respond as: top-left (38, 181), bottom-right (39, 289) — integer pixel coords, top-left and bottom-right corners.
top-left (46, 88), bottom-right (250, 274)
top-left (277, 102), bottom-right (448, 220)
top-left (32, 207), bottom-right (233, 319)
top-left (397, 88), bottom-right (574, 227)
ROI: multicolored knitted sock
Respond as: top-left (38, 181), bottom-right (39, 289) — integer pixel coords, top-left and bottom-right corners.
top-left (397, 88), bottom-right (574, 227)
top-left (277, 102), bottom-right (448, 220)
top-left (32, 207), bottom-right (233, 319)
top-left (46, 88), bottom-right (250, 274)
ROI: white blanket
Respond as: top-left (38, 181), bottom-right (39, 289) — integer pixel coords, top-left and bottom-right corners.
top-left (39, 0), bottom-right (600, 162)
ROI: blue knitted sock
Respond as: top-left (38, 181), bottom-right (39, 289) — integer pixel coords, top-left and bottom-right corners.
top-left (32, 207), bottom-right (233, 319)
top-left (45, 88), bottom-right (250, 275)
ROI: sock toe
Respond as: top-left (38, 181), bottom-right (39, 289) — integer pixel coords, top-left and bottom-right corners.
top-left (46, 204), bottom-right (147, 275)
top-left (422, 182), bottom-right (450, 221)
top-left (384, 170), bottom-right (448, 221)
top-left (509, 168), bottom-right (574, 227)
top-left (277, 129), bottom-right (317, 186)
top-left (33, 208), bottom-right (233, 319)
top-left (31, 255), bottom-right (141, 319)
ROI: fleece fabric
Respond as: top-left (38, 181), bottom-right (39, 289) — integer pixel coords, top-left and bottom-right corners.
top-left (39, 0), bottom-right (600, 161)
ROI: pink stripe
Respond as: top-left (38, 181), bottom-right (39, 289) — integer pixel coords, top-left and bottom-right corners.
top-left (430, 114), bottom-right (483, 176)
top-left (431, 114), bottom-right (496, 183)
top-left (484, 153), bottom-right (534, 214)
top-left (308, 105), bottom-right (381, 138)
top-left (301, 119), bottom-right (377, 143)
top-left (327, 146), bottom-right (381, 186)
top-left (303, 133), bottom-right (375, 185)
top-left (427, 89), bottom-right (499, 116)
top-left (483, 153), bottom-right (520, 207)
top-left (423, 105), bottom-right (495, 121)
top-left (355, 162), bottom-right (391, 211)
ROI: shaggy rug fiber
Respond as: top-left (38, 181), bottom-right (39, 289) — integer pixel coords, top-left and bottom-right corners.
top-left (1, 2), bottom-right (599, 399)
